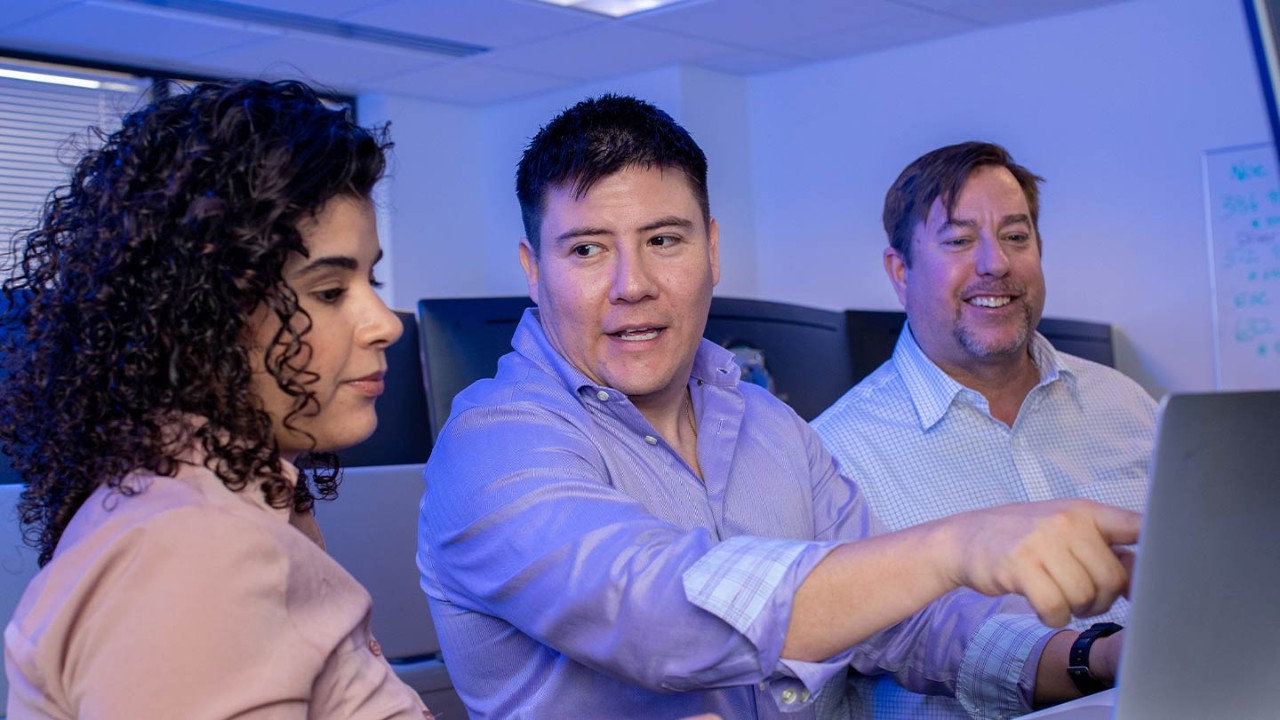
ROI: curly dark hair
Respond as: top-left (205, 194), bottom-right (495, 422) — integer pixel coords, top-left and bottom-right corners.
top-left (0, 79), bottom-right (392, 565)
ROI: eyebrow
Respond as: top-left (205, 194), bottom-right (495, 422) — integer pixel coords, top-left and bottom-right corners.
top-left (552, 216), bottom-right (695, 246)
top-left (942, 213), bottom-right (1032, 231)
top-left (291, 249), bottom-right (384, 277)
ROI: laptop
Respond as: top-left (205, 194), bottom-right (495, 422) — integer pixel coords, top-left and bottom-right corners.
top-left (1021, 390), bottom-right (1280, 719)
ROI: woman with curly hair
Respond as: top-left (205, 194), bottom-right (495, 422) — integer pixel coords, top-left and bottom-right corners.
top-left (0, 79), bottom-right (432, 718)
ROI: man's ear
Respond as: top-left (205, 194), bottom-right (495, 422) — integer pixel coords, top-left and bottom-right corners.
top-left (519, 239), bottom-right (540, 305)
top-left (884, 246), bottom-right (909, 308)
top-left (708, 217), bottom-right (720, 287)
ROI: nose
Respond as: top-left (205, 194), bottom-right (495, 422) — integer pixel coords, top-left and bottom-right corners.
top-left (974, 234), bottom-right (1011, 277)
top-left (357, 292), bottom-right (404, 349)
top-left (609, 245), bottom-right (658, 304)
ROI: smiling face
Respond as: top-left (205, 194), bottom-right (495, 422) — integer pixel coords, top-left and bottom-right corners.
top-left (885, 164), bottom-right (1046, 377)
top-left (249, 195), bottom-right (402, 459)
top-left (519, 164), bottom-right (720, 414)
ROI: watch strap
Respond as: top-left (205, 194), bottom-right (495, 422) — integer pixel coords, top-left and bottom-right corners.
top-left (1067, 622), bottom-right (1123, 695)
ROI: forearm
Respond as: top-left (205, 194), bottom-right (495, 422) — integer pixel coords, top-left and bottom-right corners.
top-left (784, 521), bottom-right (959, 661)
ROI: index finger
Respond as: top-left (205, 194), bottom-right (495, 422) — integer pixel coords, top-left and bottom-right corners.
top-left (1089, 503), bottom-right (1142, 546)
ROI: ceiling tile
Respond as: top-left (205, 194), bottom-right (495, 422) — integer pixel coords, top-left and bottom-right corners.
top-left (0, 0), bottom-right (1141, 107)
top-left (479, 22), bottom-right (735, 81)
top-left (0, 1), bottom-right (79, 31)
top-left (793, 8), bottom-right (977, 61)
top-left (225, 0), bottom-right (401, 19)
top-left (345, 0), bottom-right (604, 48)
top-left (363, 58), bottom-right (577, 105)
top-left (194, 32), bottom-right (447, 92)
top-left (2, 2), bottom-right (279, 66)
top-left (629, 0), bottom-right (928, 48)
top-left (893, 0), bottom-right (1126, 25)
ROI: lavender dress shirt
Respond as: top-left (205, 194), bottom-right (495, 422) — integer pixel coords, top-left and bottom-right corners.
top-left (417, 310), bottom-right (1042, 719)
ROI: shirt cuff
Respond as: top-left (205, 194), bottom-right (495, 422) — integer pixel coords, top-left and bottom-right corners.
top-left (955, 613), bottom-right (1057, 719)
top-left (683, 535), bottom-right (846, 711)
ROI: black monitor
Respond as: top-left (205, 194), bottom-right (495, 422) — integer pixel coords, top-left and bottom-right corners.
top-left (702, 297), bottom-right (855, 421)
top-left (336, 310), bottom-right (433, 467)
top-left (1245, 0), bottom-right (1280, 167)
top-left (843, 310), bottom-right (1117, 383)
top-left (417, 296), bottom-right (535, 443)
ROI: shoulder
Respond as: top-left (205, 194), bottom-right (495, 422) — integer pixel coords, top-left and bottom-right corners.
top-left (811, 358), bottom-right (908, 437)
top-left (449, 348), bottom-right (591, 429)
top-left (11, 474), bottom-right (365, 661)
top-left (1057, 352), bottom-right (1158, 413)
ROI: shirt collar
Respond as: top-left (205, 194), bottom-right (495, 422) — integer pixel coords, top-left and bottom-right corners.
top-left (893, 322), bottom-right (1076, 430)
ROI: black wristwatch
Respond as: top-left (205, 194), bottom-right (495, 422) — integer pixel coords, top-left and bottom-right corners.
top-left (1067, 622), bottom-right (1123, 695)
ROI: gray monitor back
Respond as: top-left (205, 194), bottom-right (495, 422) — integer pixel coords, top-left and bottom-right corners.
top-left (1116, 390), bottom-right (1280, 719)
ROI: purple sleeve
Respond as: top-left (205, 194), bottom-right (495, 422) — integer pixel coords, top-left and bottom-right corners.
top-left (420, 402), bottom-right (837, 695)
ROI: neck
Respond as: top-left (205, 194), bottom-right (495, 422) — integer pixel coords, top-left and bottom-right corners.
top-left (939, 349), bottom-right (1040, 427)
top-left (632, 381), bottom-right (692, 441)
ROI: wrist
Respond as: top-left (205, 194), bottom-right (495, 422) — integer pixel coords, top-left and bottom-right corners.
top-left (1067, 622), bottom-right (1123, 695)
top-left (1089, 632), bottom-right (1121, 680)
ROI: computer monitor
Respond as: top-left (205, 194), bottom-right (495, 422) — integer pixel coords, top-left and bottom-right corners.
top-left (702, 297), bottom-right (855, 421)
top-left (1245, 0), bottom-right (1280, 167)
top-left (417, 296), bottom-right (535, 443)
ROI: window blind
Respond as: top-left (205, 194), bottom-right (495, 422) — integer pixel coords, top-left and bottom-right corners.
top-left (0, 61), bottom-right (149, 261)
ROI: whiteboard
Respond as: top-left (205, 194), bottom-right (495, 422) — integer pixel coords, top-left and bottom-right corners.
top-left (1203, 143), bottom-right (1280, 390)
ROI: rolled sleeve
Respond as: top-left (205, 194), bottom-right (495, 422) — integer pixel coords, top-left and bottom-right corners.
top-left (956, 613), bottom-right (1057, 719)
top-left (684, 534), bottom-right (851, 711)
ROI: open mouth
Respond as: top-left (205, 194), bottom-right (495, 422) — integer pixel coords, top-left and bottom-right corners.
top-left (610, 327), bottom-right (663, 341)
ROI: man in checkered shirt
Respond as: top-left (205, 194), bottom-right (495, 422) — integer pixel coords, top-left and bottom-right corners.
top-left (813, 141), bottom-right (1156, 719)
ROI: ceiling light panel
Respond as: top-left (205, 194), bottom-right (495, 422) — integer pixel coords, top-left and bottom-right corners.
top-left (528, 0), bottom-right (694, 19)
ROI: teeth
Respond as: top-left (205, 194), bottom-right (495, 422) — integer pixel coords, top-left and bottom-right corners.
top-left (969, 296), bottom-right (1011, 308)
top-left (616, 328), bottom-right (660, 341)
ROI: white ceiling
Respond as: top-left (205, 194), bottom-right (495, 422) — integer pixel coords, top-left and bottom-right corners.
top-left (0, 0), bottom-right (1130, 106)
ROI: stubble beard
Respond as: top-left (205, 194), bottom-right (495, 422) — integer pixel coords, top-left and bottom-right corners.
top-left (954, 302), bottom-right (1034, 360)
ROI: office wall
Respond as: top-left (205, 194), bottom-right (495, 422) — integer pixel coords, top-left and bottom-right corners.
top-left (368, 0), bottom-right (1263, 398)
top-left (368, 65), bottom-right (758, 305)
top-left (358, 94), bottom-right (488, 308)
top-left (746, 0), bottom-right (1265, 397)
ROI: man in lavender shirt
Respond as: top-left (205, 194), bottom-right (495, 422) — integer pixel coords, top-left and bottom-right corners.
top-left (417, 95), bottom-right (1137, 719)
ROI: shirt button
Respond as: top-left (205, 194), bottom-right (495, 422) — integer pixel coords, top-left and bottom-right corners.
top-left (781, 688), bottom-right (797, 704)
top-left (596, 390), bottom-right (609, 401)
top-left (644, 435), bottom-right (658, 445)
top-left (368, 638), bottom-right (382, 657)
top-left (757, 682), bottom-right (767, 691)
top-left (800, 689), bottom-right (811, 702)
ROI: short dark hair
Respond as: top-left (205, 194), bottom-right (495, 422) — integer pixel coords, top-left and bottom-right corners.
top-left (882, 141), bottom-right (1044, 266)
top-left (515, 94), bottom-right (709, 253)
top-left (0, 79), bottom-right (391, 565)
